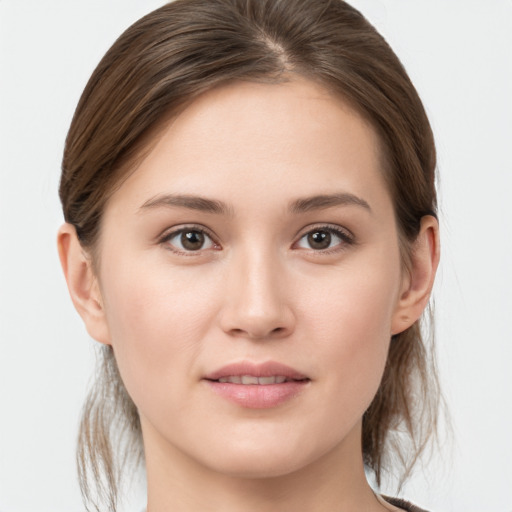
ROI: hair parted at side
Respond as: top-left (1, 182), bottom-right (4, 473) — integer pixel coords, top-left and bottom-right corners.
top-left (60, 0), bottom-right (440, 510)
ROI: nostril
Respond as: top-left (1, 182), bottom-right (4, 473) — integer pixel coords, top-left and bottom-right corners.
top-left (227, 325), bottom-right (290, 339)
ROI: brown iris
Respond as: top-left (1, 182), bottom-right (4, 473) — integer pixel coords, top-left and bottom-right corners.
top-left (181, 230), bottom-right (205, 250)
top-left (307, 230), bottom-right (331, 250)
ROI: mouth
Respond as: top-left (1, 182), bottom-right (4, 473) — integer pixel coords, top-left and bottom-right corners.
top-left (204, 361), bottom-right (309, 382)
top-left (203, 362), bottom-right (310, 409)
top-left (211, 375), bottom-right (307, 385)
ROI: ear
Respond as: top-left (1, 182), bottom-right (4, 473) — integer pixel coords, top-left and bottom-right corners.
top-left (391, 215), bottom-right (440, 335)
top-left (57, 223), bottom-right (111, 345)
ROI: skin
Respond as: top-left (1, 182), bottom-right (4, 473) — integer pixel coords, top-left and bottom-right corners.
top-left (59, 77), bottom-right (439, 512)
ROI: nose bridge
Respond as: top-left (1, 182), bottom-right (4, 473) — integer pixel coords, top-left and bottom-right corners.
top-left (220, 240), bottom-right (293, 339)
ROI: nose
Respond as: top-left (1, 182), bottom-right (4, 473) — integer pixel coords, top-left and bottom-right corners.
top-left (219, 249), bottom-right (295, 340)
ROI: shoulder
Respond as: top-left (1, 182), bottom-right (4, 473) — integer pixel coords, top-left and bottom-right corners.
top-left (383, 495), bottom-right (430, 512)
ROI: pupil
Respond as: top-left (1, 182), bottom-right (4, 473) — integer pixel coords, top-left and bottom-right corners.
top-left (181, 231), bottom-right (204, 250)
top-left (308, 231), bottom-right (331, 250)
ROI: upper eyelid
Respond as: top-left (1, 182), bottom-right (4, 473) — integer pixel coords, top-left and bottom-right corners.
top-left (158, 224), bottom-right (217, 243)
top-left (294, 223), bottom-right (354, 240)
top-left (158, 226), bottom-right (220, 256)
top-left (292, 225), bottom-right (356, 254)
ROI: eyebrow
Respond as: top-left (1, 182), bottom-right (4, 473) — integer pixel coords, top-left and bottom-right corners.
top-left (139, 191), bottom-right (371, 216)
top-left (289, 193), bottom-right (372, 214)
top-left (139, 194), bottom-right (233, 215)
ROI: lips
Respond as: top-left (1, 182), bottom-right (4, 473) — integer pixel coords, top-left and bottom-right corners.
top-left (217, 375), bottom-right (290, 384)
top-left (204, 361), bottom-right (309, 382)
top-left (203, 361), bottom-right (310, 409)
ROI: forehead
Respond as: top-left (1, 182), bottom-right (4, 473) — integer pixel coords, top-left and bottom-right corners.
top-left (105, 77), bottom-right (389, 214)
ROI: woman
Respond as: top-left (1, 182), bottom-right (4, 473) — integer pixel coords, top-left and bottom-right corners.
top-left (57, 0), bottom-right (440, 511)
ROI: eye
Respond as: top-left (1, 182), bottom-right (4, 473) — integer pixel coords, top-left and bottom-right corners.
top-left (295, 226), bottom-right (353, 251)
top-left (161, 227), bottom-right (218, 253)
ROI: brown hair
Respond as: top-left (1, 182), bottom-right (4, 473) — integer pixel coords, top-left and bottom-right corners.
top-left (60, 0), bottom-right (440, 510)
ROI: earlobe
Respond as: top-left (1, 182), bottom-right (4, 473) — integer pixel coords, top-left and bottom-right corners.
top-left (57, 223), bottom-right (111, 345)
top-left (391, 215), bottom-right (440, 335)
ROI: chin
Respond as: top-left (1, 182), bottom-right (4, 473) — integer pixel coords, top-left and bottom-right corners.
top-left (206, 452), bottom-right (311, 480)
top-left (194, 431), bottom-right (331, 480)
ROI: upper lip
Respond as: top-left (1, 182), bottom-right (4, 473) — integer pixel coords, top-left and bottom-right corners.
top-left (204, 361), bottom-right (309, 381)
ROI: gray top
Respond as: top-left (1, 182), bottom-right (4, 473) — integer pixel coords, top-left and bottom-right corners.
top-left (141, 496), bottom-right (429, 512)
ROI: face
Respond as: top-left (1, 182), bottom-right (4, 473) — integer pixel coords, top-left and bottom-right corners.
top-left (93, 78), bottom-right (409, 478)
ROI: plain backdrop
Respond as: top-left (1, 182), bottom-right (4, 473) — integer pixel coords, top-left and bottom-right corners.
top-left (1, 1), bottom-right (511, 511)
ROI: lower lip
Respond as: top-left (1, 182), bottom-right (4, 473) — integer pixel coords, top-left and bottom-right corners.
top-left (204, 380), bottom-right (309, 409)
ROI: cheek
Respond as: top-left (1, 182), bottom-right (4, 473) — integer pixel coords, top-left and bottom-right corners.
top-left (298, 257), bottom-right (401, 416)
top-left (301, 254), bottom-right (400, 348)
top-left (98, 258), bottom-right (222, 403)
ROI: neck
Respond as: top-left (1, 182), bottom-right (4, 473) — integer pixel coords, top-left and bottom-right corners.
top-left (143, 420), bottom-right (388, 512)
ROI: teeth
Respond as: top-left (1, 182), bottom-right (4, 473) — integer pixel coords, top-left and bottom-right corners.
top-left (218, 375), bottom-right (241, 384)
top-left (258, 376), bottom-right (276, 385)
top-left (217, 375), bottom-right (290, 385)
top-left (241, 375), bottom-right (259, 384)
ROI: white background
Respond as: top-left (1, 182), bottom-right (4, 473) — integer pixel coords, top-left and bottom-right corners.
top-left (0, 1), bottom-right (511, 511)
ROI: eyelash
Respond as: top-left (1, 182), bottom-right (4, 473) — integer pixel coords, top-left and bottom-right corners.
top-left (158, 224), bottom-right (355, 255)
top-left (158, 225), bottom-right (220, 256)
top-left (294, 224), bottom-right (355, 254)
